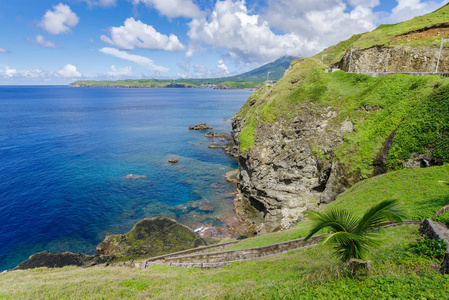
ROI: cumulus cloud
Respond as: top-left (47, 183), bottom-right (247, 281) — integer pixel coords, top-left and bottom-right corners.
top-left (188, 0), bottom-right (305, 64)
top-left (99, 47), bottom-right (169, 72)
top-left (0, 48), bottom-right (10, 53)
top-left (34, 35), bottom-right (60, 48)
top-left (83, 0), bottom-right (117, 7)
top-left (57, 64), bottom-right (82, 77)
top-left (382, 0), bottom-right (449, 23)
top-left (216, 60), bottom-right (229, 76)
top-left (39, 3), bottom-right (79, 34)
top-left (107, 65), bottom-right (132, 76)
top-left (0, 65), bottom-right (84, 83)
top-left (133, 0), bottom-right (203, 18)
top-left (101, 17), bottom-right (185, 51)
top-left (263, 0), bottom-right (378, 57)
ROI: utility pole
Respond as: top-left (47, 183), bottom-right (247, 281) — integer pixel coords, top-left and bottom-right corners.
top-left (436, 38), bottom-right (449, 73)
top-left (266, 71), bottom-right (272, 82)
top-left (348, 48), bottom-right (356, 73)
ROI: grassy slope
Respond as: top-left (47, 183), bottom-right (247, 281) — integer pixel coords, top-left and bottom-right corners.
top-left (316, 3), bottom-right (449, 65)
top-left (2, 165), bottom-right (449, 299)
top-left (1, 226), bottom-right (447, 299)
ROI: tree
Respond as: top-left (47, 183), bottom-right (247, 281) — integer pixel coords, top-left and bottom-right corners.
top-left (304, 199), bottom-right (404, 273)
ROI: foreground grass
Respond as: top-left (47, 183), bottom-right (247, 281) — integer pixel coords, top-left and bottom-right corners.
top-left (1, 225), bottom-right (448, 299)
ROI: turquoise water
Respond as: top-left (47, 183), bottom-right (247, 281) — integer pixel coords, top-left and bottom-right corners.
top-left (0, 86), bottom-right (251, 271)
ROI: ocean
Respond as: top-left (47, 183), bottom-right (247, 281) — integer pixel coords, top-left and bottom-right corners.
top-left (0, 86), bottom-right (252, 271)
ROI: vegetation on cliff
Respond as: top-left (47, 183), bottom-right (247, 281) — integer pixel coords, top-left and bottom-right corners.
top-left (236, 58), bottom-right (449, 180)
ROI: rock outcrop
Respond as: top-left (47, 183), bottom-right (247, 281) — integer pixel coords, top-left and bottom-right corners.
top-left (96, 217), bottom-right (213, 258)
top-left (189, 123), bottom-right (213, 130)
top-left (231, 107), bottom-right (351, 233)
top-left (336, 45), bottom-right (449, 73)
top-left (14, 251), bottom-right (112, 270)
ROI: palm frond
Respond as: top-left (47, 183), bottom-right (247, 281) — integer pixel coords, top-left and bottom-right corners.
top-left (356, 199), bottom-right (405, 235)
top-left (304, 209), bottom-right (358, 241)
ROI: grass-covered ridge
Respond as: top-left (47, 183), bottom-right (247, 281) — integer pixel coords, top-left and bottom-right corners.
top-left (236, 58), bottom-right (449, 177)
top-left (316, 3), bottom-right (449, 65)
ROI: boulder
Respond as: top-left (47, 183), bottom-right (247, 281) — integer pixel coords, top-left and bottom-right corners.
top-left (189, 123), bottom-right (213, 130)
top-left (168, 158), bottom-right (178, 163)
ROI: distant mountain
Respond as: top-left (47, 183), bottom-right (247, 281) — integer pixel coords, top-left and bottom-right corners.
top-left (69, 56), bottom-right (297, 88)
top-left (224, 56), bottom-right (298, 82)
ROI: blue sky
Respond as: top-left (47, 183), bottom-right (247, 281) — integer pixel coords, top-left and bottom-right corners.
top-left (0, 0), bottom-right (448, 84)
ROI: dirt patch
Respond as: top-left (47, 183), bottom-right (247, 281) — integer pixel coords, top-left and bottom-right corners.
top-left (393, 27), bottom-right (449, 43)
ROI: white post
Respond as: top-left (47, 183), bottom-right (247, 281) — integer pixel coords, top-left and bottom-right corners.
top-left (348, 48), bottom-right (356, 73)
top-left (436, 38), bottom-right (447, 73)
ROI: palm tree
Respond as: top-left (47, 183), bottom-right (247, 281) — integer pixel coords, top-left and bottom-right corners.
top-left (304, 199), bottom-right (404, 273)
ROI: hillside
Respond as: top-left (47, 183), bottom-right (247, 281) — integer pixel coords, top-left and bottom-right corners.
top-left (317, 3), bottom-right (449, 72)
top-left (69, 56), bottom-right (296, 88)
top-left (2, 166), bottom-right (449, 298)
top-left (231, 4), bottom-right (449, 234)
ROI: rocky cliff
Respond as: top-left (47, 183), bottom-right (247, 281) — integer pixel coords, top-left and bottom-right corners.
top-left (337, 45), bottom-right (449, 73)
top-left (231, 55), bottom-right (449, 234)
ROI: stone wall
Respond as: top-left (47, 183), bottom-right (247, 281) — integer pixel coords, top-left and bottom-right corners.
top-left (141, 234), bottom-right (322, 269)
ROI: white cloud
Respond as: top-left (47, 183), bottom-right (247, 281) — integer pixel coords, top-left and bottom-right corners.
top-left (99, 47), bottom-right (169, 72)
top-left (263, 0), bottom-right (378, 57)
top-left (57, 64), bottom-right (82, 77)
top-left (188, 0), bottom-right (304, 64)
top-left (35, 35), bottom-right (60, 48)
top-left (83, 0), bottom-right (117, 7)
top-left (382, 0), bottom-right (449, 23)
top-left (4, 67), bottom-right (17, 77)
top-left (216, 60), bottom-right (229, 76)
top-left (107, 65), bottom-right (132, 76)
top-left (0, 48), bottom-right (10, 53)
top-left (133, 0), bottom-right (203, 18)
top-left (101, 17), bottom-right (185, 51)
top-left (39, 3), bottom-right (79, 34)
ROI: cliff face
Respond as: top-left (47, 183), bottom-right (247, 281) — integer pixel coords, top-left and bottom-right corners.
top-left (232, 106), bottom-right (352, 233)
top-left (337, 45), bottom-right (449, 73)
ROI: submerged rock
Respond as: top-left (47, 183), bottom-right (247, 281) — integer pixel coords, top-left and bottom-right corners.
top-left (208, 143), bottom-right (222, 149)
top-left (125, 174), bottom-right (147, 180)
top-left (189, 123), bottom-right (213, 130)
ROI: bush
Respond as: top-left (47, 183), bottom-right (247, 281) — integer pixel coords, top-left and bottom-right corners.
top-left (409, 236), bottom-right (447, 260)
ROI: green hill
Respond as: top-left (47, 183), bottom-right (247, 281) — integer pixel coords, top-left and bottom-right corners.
top-left (69, 56), bottom-right (296, 88)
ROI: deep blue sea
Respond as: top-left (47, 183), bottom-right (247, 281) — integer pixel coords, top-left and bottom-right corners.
top-left (0, 86), bottom-right (252, 271)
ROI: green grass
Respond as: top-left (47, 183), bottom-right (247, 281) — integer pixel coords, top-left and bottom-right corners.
top-left (1, 225), bottom-right (447, 299)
